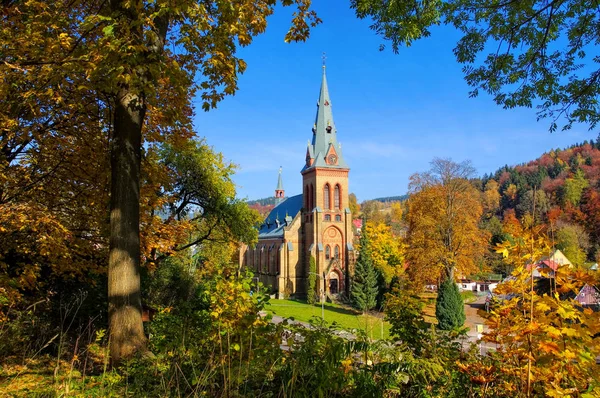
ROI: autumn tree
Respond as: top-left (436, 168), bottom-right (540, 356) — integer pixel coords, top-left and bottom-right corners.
top-left (352, 0), bottom-right (600, 131)
top-left (406, 158), bottom-right (489, 284)
top-left (2, 0), bottom-right (319, 362)
top-left (361, 200), bottom-right (383, 223)
top-left (561, 169), bottom-right (589, 207)
top-left (348, 193), bottom-right (360, 217)
top-left (481, 179), bottom-right (500, 218)
top-left (555, 222), bottom-right (590, 267)
top-left (484, 226), bottom-right (600, 396)
top-left (361, 222), bottom-right (404, 286)
top-left (390, 201), bottom-right (403, 222)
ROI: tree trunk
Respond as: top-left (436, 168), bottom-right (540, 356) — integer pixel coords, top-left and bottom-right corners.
top-left (108, 87), bottom-right (146, 363)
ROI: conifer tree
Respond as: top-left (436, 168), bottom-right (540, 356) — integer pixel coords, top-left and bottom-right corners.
top-left (435, 278), bottom-right (465, 330)
top-left (352, 234), bottom-right (378, 313)
top-left (307, 256), bottom-right (317, 304)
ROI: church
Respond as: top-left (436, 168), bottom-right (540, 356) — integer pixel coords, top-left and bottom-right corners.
top-left (238, 66), bottom-right (356, 299)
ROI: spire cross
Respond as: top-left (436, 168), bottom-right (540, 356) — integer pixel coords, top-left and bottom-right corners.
top-left (322, 52), bottom-right (326, 69)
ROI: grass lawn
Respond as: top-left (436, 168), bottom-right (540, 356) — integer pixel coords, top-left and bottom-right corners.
top-left (265, 299), bottom-right (392, 340)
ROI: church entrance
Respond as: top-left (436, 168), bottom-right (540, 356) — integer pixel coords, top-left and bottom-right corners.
top-left (329, 278), bottom-right (338, 294)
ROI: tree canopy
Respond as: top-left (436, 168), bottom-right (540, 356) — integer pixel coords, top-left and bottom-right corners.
top-left (352, 0), bottom-right (600, 131)
top-left (407, 158), bottom-right (489, 282)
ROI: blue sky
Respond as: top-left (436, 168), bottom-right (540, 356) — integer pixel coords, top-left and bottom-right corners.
top-left (192, 1), bottom-right (595, 202)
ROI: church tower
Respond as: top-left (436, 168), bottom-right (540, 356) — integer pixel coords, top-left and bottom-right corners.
top-left (302, 66), bottom-right (354, 297)
top-left (275, 166), bottom-right (284, 199)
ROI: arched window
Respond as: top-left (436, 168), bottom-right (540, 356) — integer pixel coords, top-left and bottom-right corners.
top-left (304, 185), bottom-right (308, 209)
top-left (335, 214), bottom-right (341, 222)
top-left (325, 245), bottom-right (331, 260)
top-left (334, 245), bottom-right (340, 259)
top-left (309, 184), bottom-right (314, 210)
top-left (324, 183), bottom-right (331, 209)
top-left (334, 184), bottom-right (341, 209)
top-left (276, 249), bottom-right (280, 274)
top-left (324, 214), bottom-right (331, 221)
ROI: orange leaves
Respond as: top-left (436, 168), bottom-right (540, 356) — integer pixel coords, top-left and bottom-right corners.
top-left (407, 168), bottom-right (488, 283)
top-left (538, 341), bottom-right (560, 355)
top-left (455, 361), bottom-right (497, 386)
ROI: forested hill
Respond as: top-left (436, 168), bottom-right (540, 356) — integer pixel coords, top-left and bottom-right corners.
top-left (480, 137), bottom-right (600, 265)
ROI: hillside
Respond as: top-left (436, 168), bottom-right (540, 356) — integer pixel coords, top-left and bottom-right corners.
top-left (480, 137), bottom-right (600, 265)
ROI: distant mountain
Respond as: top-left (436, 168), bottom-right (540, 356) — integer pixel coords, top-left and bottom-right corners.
top-left (371, 195), bottom-right (408, 203)
top-left (246, 197), bottom-right (279, 206)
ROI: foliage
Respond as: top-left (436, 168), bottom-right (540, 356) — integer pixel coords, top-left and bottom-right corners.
top-left (348, 192), bottom-right (361, 216)
top-left (385, 285), bottom-right (429, 354)
top-left (1, 0), bottom-right (321, 362)
top-left (561, 168), bottom-right (589, 207)
top-left (407, 158), bottom-right (489, 283)
top-left (555, 222), bottom-right (590, 267)
top-left (307, 256), bottom-right (317, 304)
top-left (352, 233), bottom-right (379, 313)
top-left (487, 226), bottom-right (600, 397)
top-left (435, 278), bottom-right (465, 331)
top-left (361, 222), bottom-right (405, 285)
top-left (351, 257), bottom-right (379, 313)
top-left (353, 0), bottom-right (600, 131)
top-left (481, 179), bottom-right (501, 217)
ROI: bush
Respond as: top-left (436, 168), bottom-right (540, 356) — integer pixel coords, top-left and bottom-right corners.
top-left (435, 279), bottom-right (465, 330)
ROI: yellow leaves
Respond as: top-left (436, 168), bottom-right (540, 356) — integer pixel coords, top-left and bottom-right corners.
top-left (361, 222), bottom-right (405, 284)
top-left (340, 358), bottom-right (353, 375)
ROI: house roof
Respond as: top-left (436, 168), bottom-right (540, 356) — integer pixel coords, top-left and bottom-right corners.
top-left (539, 259), bottom-right (560, 271)
top-left (526, 259), bottom-right (560, 272)
top-left (258, 194), bottom-right (302, 239)
top-left (301, 66), bottom-right (349, 173)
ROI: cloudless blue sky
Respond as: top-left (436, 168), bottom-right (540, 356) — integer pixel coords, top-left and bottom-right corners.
top-left (192, 1), bottom-right (595, 202)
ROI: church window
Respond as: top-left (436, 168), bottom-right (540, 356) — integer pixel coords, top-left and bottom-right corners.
top-left (309, 184), bottom-right (314, 210)
top-left (324, 214), bottom-right (331, 221)
top-left (304, 185), bottom-right (308, 209)
top-left (334, 245), bottom-right (340, 259)
top-left (334, 184), bottom-right (341, 209)
top-left (276, 250), bottom-right (280, 274)
top-left (324, 183), bottom-right (331, 209)
top-left (325, 245), bottom-right (331, 260)
top-left (335, 214), bottom-right (341, 222)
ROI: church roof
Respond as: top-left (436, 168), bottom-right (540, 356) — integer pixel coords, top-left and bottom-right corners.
top-left (258, 194), bottom-right (302, 238)
top-left (301, 66), bottom-right (349, 172)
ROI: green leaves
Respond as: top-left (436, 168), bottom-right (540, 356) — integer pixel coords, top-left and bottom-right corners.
top-left (354, 0), bottom-right (600, 131)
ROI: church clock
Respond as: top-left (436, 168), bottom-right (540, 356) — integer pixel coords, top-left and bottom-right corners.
top-left (327, 154), bottom-right (337, 165)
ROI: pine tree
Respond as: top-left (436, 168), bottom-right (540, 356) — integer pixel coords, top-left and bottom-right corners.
top-left (435, 278), bottom-right (466, 330)
top-left (307, 256), bottom-right (317, 304)
top-left (352, 234), bottom-right (378, 312)
top-left (352, 256), bottom-right (378, 313)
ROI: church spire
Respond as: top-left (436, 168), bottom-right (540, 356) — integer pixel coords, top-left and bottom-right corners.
top-left (275, 166), bottom-right (284, 199)
top-left (302, 64), bottom-right (348, 172)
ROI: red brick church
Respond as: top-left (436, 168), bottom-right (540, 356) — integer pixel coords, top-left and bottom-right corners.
top-left (238, 66), bottom-right (356, 298)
